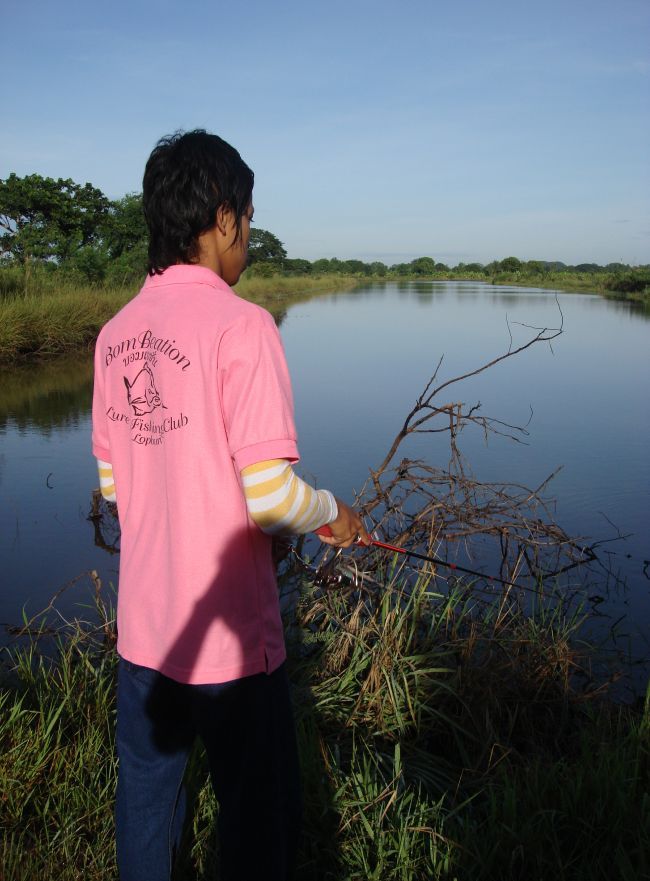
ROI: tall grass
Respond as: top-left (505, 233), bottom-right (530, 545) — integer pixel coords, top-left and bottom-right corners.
top-left (1, 263), bottom-right (646, 365)
top-left (488, 270), bottom-right (608, 293)
top-left (236, 271), bottom-right (358, 302)
top-left (0, 610), bottom-right (119, 881)
top-left (0, 273), bottom-right (359, 364)
top-left (0, 284), bottom-right (135, 362)
top-left (1, 569), bottom-right (647, 880)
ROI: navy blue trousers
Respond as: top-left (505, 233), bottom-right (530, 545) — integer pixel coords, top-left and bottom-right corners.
top-left (115, 658), bottom-right (301, 881)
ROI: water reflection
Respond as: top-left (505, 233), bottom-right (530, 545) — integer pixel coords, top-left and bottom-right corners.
top-left (1, 282), bottom-right (648, 688)
top-left (281, 281), bottom-right (650, 689)
top-left (0, 356), bottom-right (93, 435)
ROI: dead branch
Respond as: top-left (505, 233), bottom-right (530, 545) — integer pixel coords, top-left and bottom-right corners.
top-left (84, 298), bottom-right (623, 609)
top-left (373, 312), bottom-right (563, 477)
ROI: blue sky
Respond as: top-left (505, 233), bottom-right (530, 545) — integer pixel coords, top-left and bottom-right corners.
top-left (2, 0), bottom-right (648, 264)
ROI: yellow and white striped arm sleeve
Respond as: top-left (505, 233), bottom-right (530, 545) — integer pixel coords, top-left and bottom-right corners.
top-left (97, 459), bottom-right (116, 503)
top-left (241, 459), bottom-right (338, 536)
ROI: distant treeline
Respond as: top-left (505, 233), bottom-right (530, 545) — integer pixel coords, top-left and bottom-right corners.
top-left (1, 174), bottom-right (648, 298)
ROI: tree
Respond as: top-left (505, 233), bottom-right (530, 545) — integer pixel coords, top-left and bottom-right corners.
top-left (101, 193), bottom-right (149, 283)
top-left (326, 258), bottom-right (345, 274)
top-left (409, 256), bottom-right (436, 276)
top-left (312, 258), bottom-right (333, 273)
top-left (498, 256), bottom-right (522, 273)
top-left (283, 258), bottom-right (312, 275)
top-left (103, 193), bottom-right (148, 260)
top-left (341, 259), bottom-right (369, 275)
top-left (0, 173), bottom-right (109, 273)
top-left (247, 228), bottom-right (286, 267)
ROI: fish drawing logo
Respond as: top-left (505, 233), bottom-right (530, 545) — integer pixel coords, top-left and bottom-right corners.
top-left (124, 364), bottom-right (164, 416)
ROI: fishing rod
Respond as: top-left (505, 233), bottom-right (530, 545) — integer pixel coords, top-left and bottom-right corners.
top-left (315, 525), bottom-right (522, 589)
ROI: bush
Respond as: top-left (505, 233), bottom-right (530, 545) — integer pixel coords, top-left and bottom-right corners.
top-left (605, 269), bottom-right (650, 294)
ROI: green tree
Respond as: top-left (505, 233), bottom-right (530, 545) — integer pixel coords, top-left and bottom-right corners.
top-left (312, 258), bottom-right (333, 273)
top-left (283, 258), bottom-right (313, 274)
top-left (247, 228), bottom-right (287, 267)
top-left (0, 173), bottom-right (109, 274)
top-left (103, 193), bottom-right (148, 259)
top-left (341, 259), bottom-right (369, 275)
top-left (498, 256), bottom-right (522, 273)
top-left (409, 256), bottom-right (436, 276)
top-left (102, 193), bottom-right (148, 283)
top-left (69, 244), bottom-right (110, 284)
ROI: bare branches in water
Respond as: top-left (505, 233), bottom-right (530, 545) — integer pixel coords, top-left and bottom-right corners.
top-left (300, 301), bottom-right (627, 619)
top-left (85, 299), bottom-right (624, 609)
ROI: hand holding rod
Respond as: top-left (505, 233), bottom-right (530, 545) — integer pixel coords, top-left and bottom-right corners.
top-left (315, 525), bottom-right (521, 589)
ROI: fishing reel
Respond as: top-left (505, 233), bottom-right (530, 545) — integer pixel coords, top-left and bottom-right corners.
top-left (289, 545), bottom-right (362, 591)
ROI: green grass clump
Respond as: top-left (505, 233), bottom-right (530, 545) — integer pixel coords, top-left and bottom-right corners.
top-left (1, 573), bottom-right (648, 880)
top-left (0, 273), bottom-right (359, 364)
top-left (0, 619), bottom-right (119, 880)
top-left (0, 285), bottom-right (135, 362)
top-left (455, 705), bottom-right (649, 880)
top-left (1, 264), bottom-right (646, 365)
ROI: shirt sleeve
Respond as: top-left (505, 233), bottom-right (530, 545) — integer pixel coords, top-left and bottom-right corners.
top-left (97, 459), bottom-right (117, 502)
top-left (241, 459), bottom-right (337, 535)
top-left (219, 307), bottom-right (299, 471)
top-left (92, 334), bottom-right (111, 463)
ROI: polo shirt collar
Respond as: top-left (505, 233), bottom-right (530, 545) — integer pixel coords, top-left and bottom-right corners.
top-left (142, 264), bottom-right (228, 290)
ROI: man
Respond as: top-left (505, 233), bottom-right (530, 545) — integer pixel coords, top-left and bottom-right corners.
top-left (92, 129), bottom-right (368, 881)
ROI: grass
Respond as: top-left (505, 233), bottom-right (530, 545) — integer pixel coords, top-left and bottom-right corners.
top-left (0, 273), bottom-right (360, 365)
top-left (0, 613), bottom-right (118, 880)
top-left (485, 270), bottom-right (650, 303)
top-left (0, 284), bottom-right (132, 363)
top-left (237, 271), bottom-right (359, 307)
top-left (1, 265), bottom-right (646, 364)
top-left (1, 569), bottom-right (647, 880)
top-left (489, 272), bottom-right (610, 293)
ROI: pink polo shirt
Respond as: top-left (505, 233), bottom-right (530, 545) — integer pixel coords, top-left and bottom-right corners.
top-left (92, 265), bottom-right (299, 684)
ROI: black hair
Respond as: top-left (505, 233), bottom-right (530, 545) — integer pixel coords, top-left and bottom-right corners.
top-left (142, 129), bottom-right (254, 275)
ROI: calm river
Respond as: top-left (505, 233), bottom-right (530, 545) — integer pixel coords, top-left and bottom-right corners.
top-left (1, 282), bottom-right (648, 686)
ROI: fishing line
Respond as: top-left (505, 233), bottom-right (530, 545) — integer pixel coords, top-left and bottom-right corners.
top-left (315, 525), bottom-right (539, 591)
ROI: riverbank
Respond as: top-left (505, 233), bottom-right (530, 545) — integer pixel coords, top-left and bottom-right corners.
top-left (409, 269), bottom-right (649, 303)
top-left (1, 570), bottom-right (647, 880)
top-left (1, 270), bottom-right (647, 365)
top-left (484, 272), bottom-right (650, 303)
top-left (0, 273), bottom-right (360, 364)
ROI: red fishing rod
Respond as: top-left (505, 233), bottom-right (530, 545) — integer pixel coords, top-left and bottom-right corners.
top-left (315, 525), bottom-right (522, 589)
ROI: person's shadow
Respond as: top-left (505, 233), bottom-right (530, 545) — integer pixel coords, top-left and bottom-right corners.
top-left (123, 525), bottom-right (341, 880)
top-left (281, 597), bottom-right (343, 878)
top-left (273, 539), bottom-right (345, 881)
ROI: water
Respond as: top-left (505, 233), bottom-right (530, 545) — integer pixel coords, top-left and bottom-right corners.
top-left (1, 282), bottom-right (648, 684)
